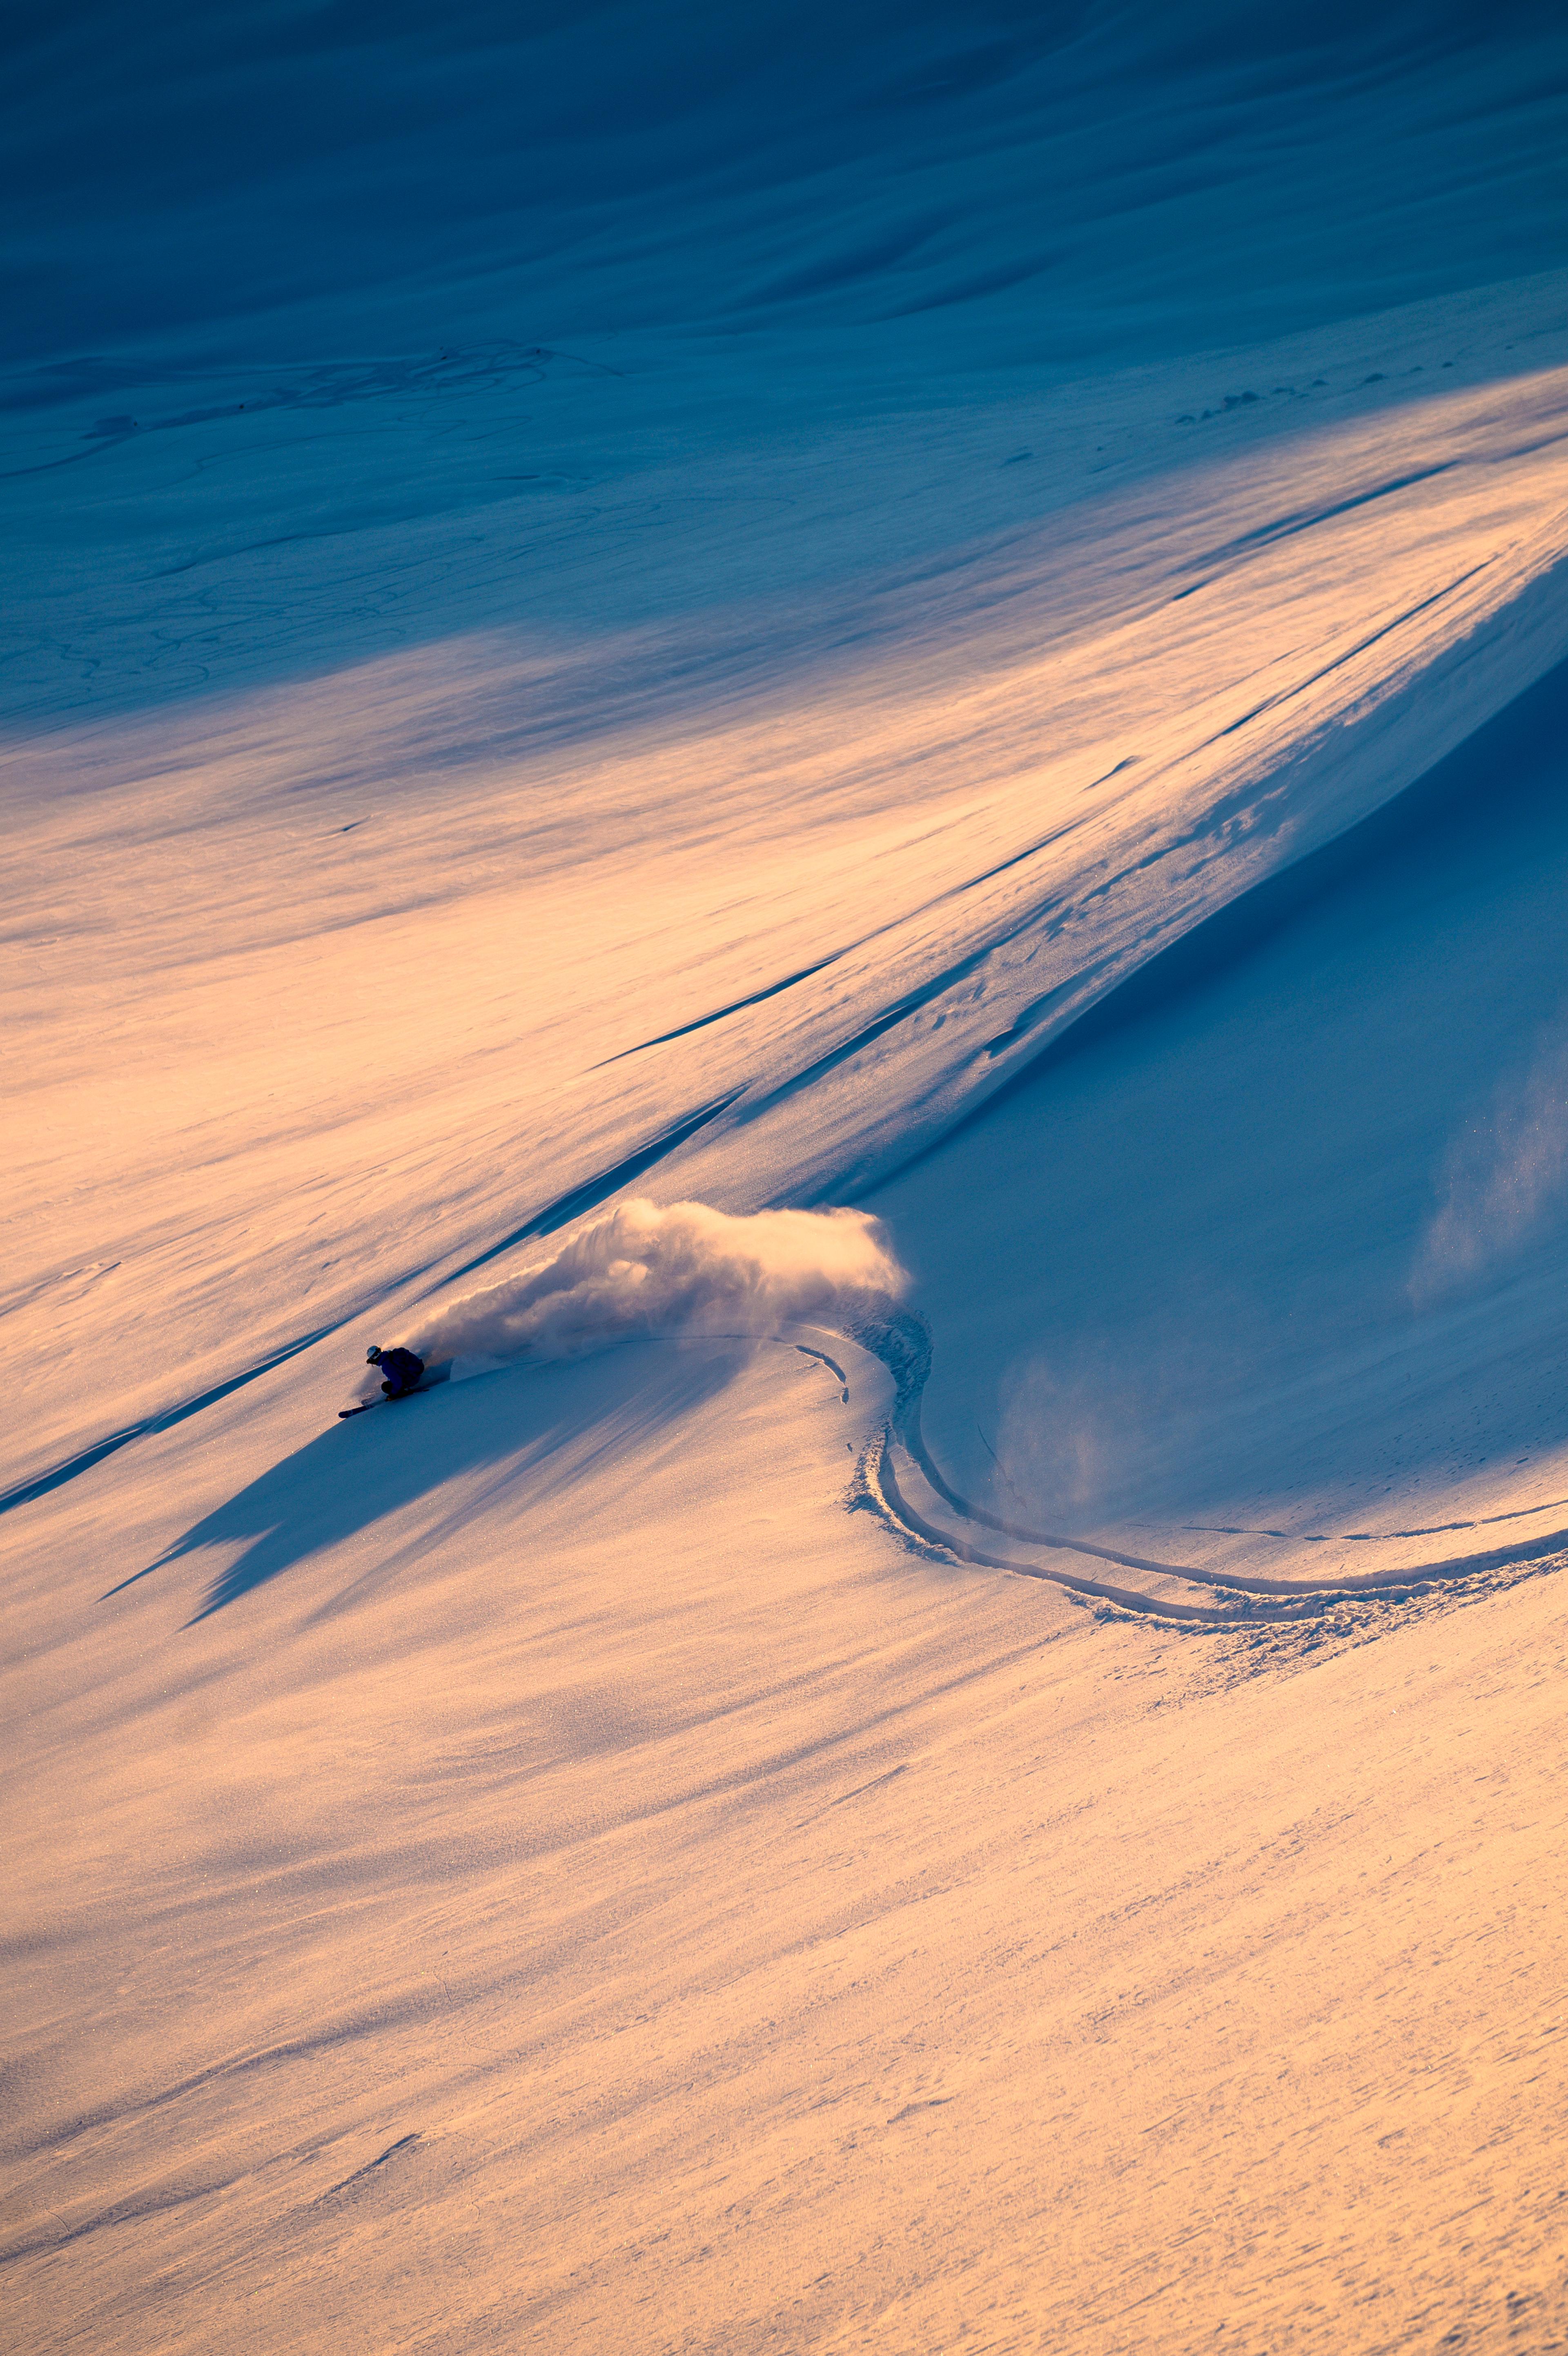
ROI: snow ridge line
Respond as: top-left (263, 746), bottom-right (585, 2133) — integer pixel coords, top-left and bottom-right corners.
top-left (775, 526), bottom-right (1568, 1207)
top-left (845, 1305), bottom-right (1568, 1625)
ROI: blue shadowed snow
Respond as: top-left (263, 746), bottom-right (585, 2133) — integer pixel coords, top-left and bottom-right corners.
top-left (4, 2), bottom-right (1566, 367)
top-left (874, 647), bottom-right (1568, 1536)
top-left (4, 2), bottom-right (1568, 730)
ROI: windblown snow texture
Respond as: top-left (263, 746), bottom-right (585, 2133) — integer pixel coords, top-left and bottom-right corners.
top-left (7, 2), bottom-right (1566, 370)
top-left (7, 6), bottom-right (1568, 2354)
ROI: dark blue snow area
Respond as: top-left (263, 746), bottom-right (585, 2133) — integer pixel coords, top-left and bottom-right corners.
top-left (4, 2), bottom-right (1566, 371)
top-left (876, 646), bottom-right (1568, 1533)
top-left (4, 2), bottom-right (1566, 738)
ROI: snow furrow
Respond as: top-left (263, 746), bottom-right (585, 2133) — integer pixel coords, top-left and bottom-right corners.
top-left (850, 1310), bottom-right (1568, 1623)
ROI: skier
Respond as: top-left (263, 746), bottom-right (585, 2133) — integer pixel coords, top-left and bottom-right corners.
top-left (366, 1343), bottom-right (425, 1398)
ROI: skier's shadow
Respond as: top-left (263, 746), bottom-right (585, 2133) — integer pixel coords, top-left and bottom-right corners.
top-left (114, 1341), bottom-right (744, 1625)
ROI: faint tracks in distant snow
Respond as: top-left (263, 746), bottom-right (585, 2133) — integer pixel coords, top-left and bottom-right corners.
top-left (840, 1302), bottom-right (1568, 1629)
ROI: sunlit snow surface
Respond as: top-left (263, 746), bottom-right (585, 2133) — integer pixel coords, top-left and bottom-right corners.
top-left (7, 6), bottom-right (1568, 2350)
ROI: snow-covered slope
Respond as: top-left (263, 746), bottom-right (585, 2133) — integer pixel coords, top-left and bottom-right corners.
top-left (875, 646), bottom-right (1568, 1600)
top-left (6, 7), bottom-right (1568, 2351)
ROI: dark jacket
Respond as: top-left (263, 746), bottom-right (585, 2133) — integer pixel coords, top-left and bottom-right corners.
top-left (377, 1347), bottom-right (425, 1397)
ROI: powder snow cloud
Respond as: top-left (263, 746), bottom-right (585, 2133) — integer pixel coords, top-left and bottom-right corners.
top-left (398, 1197), bottom-right (905, 1370)
top-left (1412, 1011), bottom-right (1568, 1303)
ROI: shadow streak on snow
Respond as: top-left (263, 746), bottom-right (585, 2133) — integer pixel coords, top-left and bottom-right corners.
top-left (2, 1092), bottom-right (740, 1524)
top-left (108, 1343), bottom-right (739, 1624)
top-left (0, 1322), bottom-right (345, 1519)
top-left (889, 641), bottom-right (1568, 1171)
top-left (432, 1089), bottom-right (743, 1289)
top-left (731, 583), bottom-right (1565, 1200)
top-left (595, 795), bottom-right (1111, 1067)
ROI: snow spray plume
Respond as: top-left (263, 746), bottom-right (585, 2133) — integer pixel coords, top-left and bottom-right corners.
top-left (1412, 1015), bottom-right (1568, 1305)
top-left (402, 1198), bottom-right (905, 1367)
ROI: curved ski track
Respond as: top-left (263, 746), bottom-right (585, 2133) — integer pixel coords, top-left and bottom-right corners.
top-left (841, 1304), bottom-right (1568, 1628)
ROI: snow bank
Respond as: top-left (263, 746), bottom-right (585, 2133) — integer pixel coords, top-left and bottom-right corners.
top-left (395, 1198), bottom-right (904, 1372)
